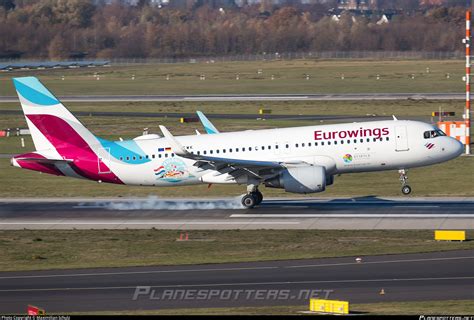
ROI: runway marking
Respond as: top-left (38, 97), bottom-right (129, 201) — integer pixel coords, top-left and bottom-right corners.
top-left (394, 205), bottom-right (440, 208)
top-left (0, 266), bottom-right (279, 280)
top-left (0, 255), bottom-right (472, 280)
top-left (284, 255), bottom-right (474, 269)
top-left (1, 276), bottom-right (473, 293)
top-left (73, 205), bottom-right (105, 209)
top-left (230, 214), bottom-right (474, 218)
top-left (0, 221), bottom-right (301, 225)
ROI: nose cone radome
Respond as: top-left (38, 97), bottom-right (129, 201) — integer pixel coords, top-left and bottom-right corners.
top-left (448, 138), bottom-right (464, 159)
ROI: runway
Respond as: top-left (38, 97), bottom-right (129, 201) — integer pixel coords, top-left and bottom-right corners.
top-left (0, 249), bottom-right (473, 313)
top-left (0, 92), bottom-right (464, 103)
top-left (1, 197), bottom-right (473, 230)
top-left (0, 109), bottom-right (392, 122)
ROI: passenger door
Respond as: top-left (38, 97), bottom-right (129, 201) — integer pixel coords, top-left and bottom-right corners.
top-left (395, 126), bottom-right (409, 151)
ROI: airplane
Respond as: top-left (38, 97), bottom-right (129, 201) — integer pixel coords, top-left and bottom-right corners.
top-left (10, 76), bottom-right (464, 208)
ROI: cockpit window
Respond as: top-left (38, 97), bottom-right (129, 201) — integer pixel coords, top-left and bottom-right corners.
top-left (424, 130), bottom-right (446, 139)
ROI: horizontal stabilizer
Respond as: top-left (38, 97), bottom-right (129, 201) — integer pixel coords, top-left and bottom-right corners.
top-left (14, 157), bottom-right (73, 165)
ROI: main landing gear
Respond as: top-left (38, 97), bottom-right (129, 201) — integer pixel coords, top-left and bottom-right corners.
top-left (241, 185), bottom-right (263, 209)
top-left (398, 169), bottom-right (412, 195)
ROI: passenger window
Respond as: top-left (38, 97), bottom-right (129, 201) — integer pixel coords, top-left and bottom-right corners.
top-left (354, 139), bottom-right (357, 143)
top-left (308, 143), bottom-right (311, 147)
top-left (139, 156), bottom-right (143, 160)
top-left (126, 156), bottom-right (130, 161)
top-left (268, 146), bottom-right (271, 150)
top-left (197, 151), bottom-right (201, 155)
top-left (204, 151), bottom-right (207, 155)
top-left (159, 154), bottom-right (162, 158)
top-left (171, 153), bottom-right (175, 157)
top-left (243, 148), bottom-right (246, 151)
top-left (328, 141), bottom-right (331, 145)
top-left (249, 147), bottom-right (252, 151)
top-left (120, 156), bottom-right (123, 160)
top-left (262, 146), bottom-right (265, 150)
top-left (285, 144), bottom-right (289, 148)
top-left (302, 143), bottom-right (305, 147)
top-left (360, 139), bottom-right (363, 143)
top-left (133, 156), bottom-right (136, 160)
top-left (295, 143), bottom-right (299, 148)
top-left (165, 154), bottom-right (168, 158)
top-left (236, 148), bottom-right (239, 152)
top-left (152, 154), bottom-right (155, 159)
top-left (216, 150), bottom-right (219, 154)
top-left (386, 137), bottom-right (389, 141)
top-left (315, 142), bottom-right (318, 146)
top-left (347, 140), bottom-right (350, 144)
top-left (229, 149), bottom-right (232, 152)
top-left (223, 149), bottom-right (226, 153)
top-left (210, 150), bottom-right (214, 154)
top-left (321, 141), bottom-right (325, 146)
top-left (340, 140), bottom-right (344, 144)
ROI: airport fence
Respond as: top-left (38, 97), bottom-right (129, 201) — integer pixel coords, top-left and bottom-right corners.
top-left (0, 51), bottom-right (465, 66)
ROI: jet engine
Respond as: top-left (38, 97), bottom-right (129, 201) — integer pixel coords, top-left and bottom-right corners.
top-left (264, 165), bottom-right (326, 194)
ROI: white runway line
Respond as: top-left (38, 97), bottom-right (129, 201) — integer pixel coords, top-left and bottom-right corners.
top-left (1, 255), bottom-right (471, 281)
top-left (230, 214), bottom-right (474, 218)
top-left (0, 221), bottom-right (301, 225)
top-left (1, 276), bottom-right (473, 293)
top-left (394, 205), bottom-right (440, 208)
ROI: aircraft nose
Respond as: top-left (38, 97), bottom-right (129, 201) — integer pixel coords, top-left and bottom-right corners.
top-left (448, 138), bottom-right (464, 158)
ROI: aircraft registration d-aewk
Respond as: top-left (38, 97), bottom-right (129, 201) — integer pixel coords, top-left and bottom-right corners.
top-left (11, 77), bottom-right (463, 208)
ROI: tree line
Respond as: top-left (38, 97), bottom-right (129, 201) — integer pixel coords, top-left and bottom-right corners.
top-left (0, 0), bottom-right (467, 60)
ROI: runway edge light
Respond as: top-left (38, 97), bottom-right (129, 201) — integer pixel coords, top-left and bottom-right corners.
top-left (434, 230), bottom-right (466, 241)
top-left (309, 299), bottom-right (349, 315)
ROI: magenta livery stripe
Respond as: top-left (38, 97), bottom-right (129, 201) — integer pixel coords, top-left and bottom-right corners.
top-left (26, 114), bottom-right (123, 184)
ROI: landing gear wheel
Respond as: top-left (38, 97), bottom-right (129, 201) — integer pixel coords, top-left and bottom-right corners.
top-left (253, 191), bottom-right (263, 205)
top-left (398, 169), bottom-right (411, 196)
top-left (242, 194), bottom-right (257, 209)
top-left (402, 185), bottom-right (412, 195)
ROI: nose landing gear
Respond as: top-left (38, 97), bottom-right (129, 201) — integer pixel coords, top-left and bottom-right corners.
top-left (399, 169), bottom-right (412, 195)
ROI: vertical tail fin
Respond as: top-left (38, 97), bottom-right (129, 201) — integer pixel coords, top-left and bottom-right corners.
top-left (13, 76), bottom-right (96, 153)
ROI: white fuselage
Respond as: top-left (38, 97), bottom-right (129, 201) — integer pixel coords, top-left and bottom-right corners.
top-left (96, 120), bottom-right (463, 187)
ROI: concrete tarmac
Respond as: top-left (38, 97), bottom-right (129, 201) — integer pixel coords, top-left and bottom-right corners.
top-left (1, 197), bottom-right (473, 230)
top-left (0, 249), bottom-right (473, 313)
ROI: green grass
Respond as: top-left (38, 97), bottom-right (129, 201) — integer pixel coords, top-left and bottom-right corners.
top-left (0, 98), bottom-right (466, 116)
top-left (0, 59), bottom-right (464, 96)
top-left (0, 230), bottom-right (473, 272)
top-left (76, 300), bottom-right (474, 315)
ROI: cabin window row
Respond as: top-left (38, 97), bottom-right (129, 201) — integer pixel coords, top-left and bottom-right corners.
top-left (117, 137), bottom-right (390, 161)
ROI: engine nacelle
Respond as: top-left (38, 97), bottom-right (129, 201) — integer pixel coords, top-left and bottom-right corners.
top-left (264, 165), bottom-right (326, 194)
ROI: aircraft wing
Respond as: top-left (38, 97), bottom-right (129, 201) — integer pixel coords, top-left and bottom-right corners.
top-left (159, 125), bottom-right (286, 179)
top-left (196, 111), bottom-right (219, 134)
